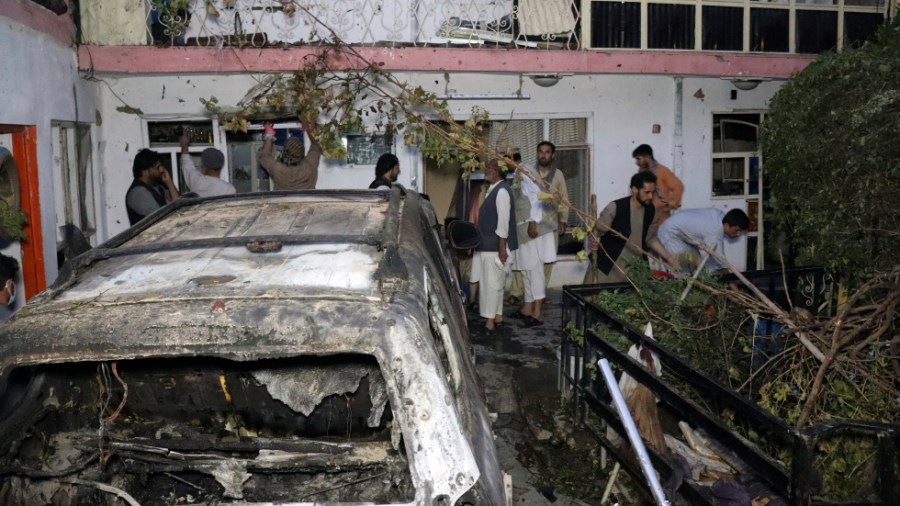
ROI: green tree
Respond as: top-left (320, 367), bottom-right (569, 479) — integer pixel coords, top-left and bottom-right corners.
top-left (760, 19), bottom-right (900, 284)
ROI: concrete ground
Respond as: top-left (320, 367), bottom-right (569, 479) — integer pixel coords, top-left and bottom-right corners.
top-left (468, 288), bottom-right (611, 506)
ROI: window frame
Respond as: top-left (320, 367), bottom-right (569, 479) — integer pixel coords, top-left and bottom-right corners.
top-left (582, 0), bottom-right (888, 53)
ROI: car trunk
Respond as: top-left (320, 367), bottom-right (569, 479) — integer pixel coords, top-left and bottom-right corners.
top-left (0, 353), bottom-right (414, 505)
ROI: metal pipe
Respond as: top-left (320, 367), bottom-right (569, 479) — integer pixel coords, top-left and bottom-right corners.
top-left (597, 358), bottom-right (670, 505)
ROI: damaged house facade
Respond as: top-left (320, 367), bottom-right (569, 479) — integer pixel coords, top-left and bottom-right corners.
top-left (0, 0), bottom-right (896, 503)
top-left (1, 0), bottom-right (895, 297)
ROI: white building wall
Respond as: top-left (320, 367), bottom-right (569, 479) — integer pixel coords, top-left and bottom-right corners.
top-left (0, 13), bottom-right (99, 286)
top-left (95, 71), bottom-right (781, 274)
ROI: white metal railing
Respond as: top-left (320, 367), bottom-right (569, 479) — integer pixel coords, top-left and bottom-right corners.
top-left (147, 0), bottom-right (581, 49)
top-left (143, 0), bottom-right (887, 53)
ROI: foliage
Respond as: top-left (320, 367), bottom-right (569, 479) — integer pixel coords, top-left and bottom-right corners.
top-left (200, 39), bottom-right (489, 173)
top-left (760, 18), bottom-right (900, 285)
top-left (590, 259), bottom-right (753, 386)
top-left (0, 202), bottom-right (28, 241)
top-left (575, 259), bottom-right (899, 499)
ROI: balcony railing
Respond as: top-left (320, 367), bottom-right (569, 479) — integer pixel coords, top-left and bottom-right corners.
top-left (143, 0), bottom-right (887, 53)
top-left (148, 0), bottom-right (581, 49)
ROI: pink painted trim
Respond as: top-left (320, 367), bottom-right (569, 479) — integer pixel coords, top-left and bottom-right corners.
top-left (0, 0), bottom-right (73, 47)
top-left (78, 45), bottom-right (815, 79)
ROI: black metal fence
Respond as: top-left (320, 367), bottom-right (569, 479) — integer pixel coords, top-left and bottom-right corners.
top-left (560, 268), bottom-right (899, 505)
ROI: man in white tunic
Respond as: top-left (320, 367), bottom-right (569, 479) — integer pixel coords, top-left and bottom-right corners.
top-left (511, 169), bottom-right (549, 326)
top-left (473, 159), bottom-right (518, 334)
top-left (509, 142), bottom-right (567, 324)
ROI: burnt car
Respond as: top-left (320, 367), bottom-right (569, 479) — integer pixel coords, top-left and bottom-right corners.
top-left (0, 188), bottom-right (506, 505)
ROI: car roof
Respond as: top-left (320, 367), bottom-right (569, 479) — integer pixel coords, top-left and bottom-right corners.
top-left (0, 189), bottom-right (440, 365)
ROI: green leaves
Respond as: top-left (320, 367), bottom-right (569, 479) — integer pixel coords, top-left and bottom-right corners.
top-left (760, 18), bottom-right (900, 285)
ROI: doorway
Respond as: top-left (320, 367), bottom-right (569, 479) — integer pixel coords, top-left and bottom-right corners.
top-left (0, 125), bottom-right (46, 301)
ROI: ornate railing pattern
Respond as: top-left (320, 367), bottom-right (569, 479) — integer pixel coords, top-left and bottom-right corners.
top-left (147, 0), bottom-right (582, 49)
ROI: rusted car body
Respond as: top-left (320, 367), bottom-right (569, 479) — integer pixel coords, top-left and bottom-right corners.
top-left (0, 188), bottom-right (505, 505)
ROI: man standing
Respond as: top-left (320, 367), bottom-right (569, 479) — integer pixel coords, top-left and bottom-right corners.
top-left (474, 159), bottom-right (517, 333)
top-left (125, 148), bottom-right (179, 225)
top-left (588, 171), bottom-right (662, 283)
top-left (522, 141), bottom-right (569, 291)
top-left (179, 135), bottom-right (236, 198)
top-left (258, 123), bottom-right (322, 190)
top-left (656, 208), bottom-right (750, 273)
top-left (633, 144), bottom-right (684, 222)
top-left (368, 154), bottom-right (401, 190)
top-left (0, 253), bottom-right (20, 320)
top-left (511, 153), bottom-right (549, 326)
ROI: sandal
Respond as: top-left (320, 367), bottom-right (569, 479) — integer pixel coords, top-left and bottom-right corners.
top-left (509, 310), bottom-right (531, 320)
top-left (504, 295), bottom-right (520, 305)
top-left (523, 316), bottom-right (544, 328)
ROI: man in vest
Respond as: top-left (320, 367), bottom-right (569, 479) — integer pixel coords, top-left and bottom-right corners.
top-left (473, 159), bottom-right (518, 334)
top-left (125, 148), bottom-right (179, 226)
top-left (588, 171), bottom-right (665, 283)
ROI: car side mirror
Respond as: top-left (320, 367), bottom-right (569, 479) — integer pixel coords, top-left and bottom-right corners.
top-left (447, 220), bottom-right (480, 250)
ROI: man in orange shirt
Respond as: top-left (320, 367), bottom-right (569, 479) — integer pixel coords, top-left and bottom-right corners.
top-left (633, 144), bottom-right (684, 222)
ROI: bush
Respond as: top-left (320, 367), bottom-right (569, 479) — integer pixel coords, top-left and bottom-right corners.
top-left (760, 19), bottom-right (900, 285)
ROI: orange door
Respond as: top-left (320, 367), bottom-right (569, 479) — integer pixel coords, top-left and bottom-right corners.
top-left (0, 125), bottom-right (45, 299)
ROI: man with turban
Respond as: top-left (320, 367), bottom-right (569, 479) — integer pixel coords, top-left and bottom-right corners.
top-left (258, 122), bottom-right (322, 190)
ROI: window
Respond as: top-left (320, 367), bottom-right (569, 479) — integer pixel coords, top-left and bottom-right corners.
top-left (843, 12), bottom-right (884, 47)
top-left (750, 8), bottom-right (789, 52)
top-left (647, 3), bottom-right (694, 49)
top-left (712, 112), bottom-right (766, 269)
top-left (224, 123), bottom-right (305, 194)
top-left (51, 123), bottom-right (97, 267)
top-left (586, 0), bottom-right (885, 53)
top-left (590, 1), bottom-right (640, 48)
top-left (703, 6), bottom-right (743, 51)
top-left (712, 114), bottom-right (761, 197)
top-left (796, 10), bottom-right (838, 53)
top-left (342, 134), bottom-right (393, 166)
top-left (549, 118), bottom-right (589, 230)
top-left (145, 118), bottom-right (224, 193)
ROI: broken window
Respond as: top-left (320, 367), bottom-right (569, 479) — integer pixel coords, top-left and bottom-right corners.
top-left (0, 355), bottom-right (413, 504)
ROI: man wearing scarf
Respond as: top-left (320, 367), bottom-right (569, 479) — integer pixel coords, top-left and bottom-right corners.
top-left (259, 123), bottom-right (322, 190)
